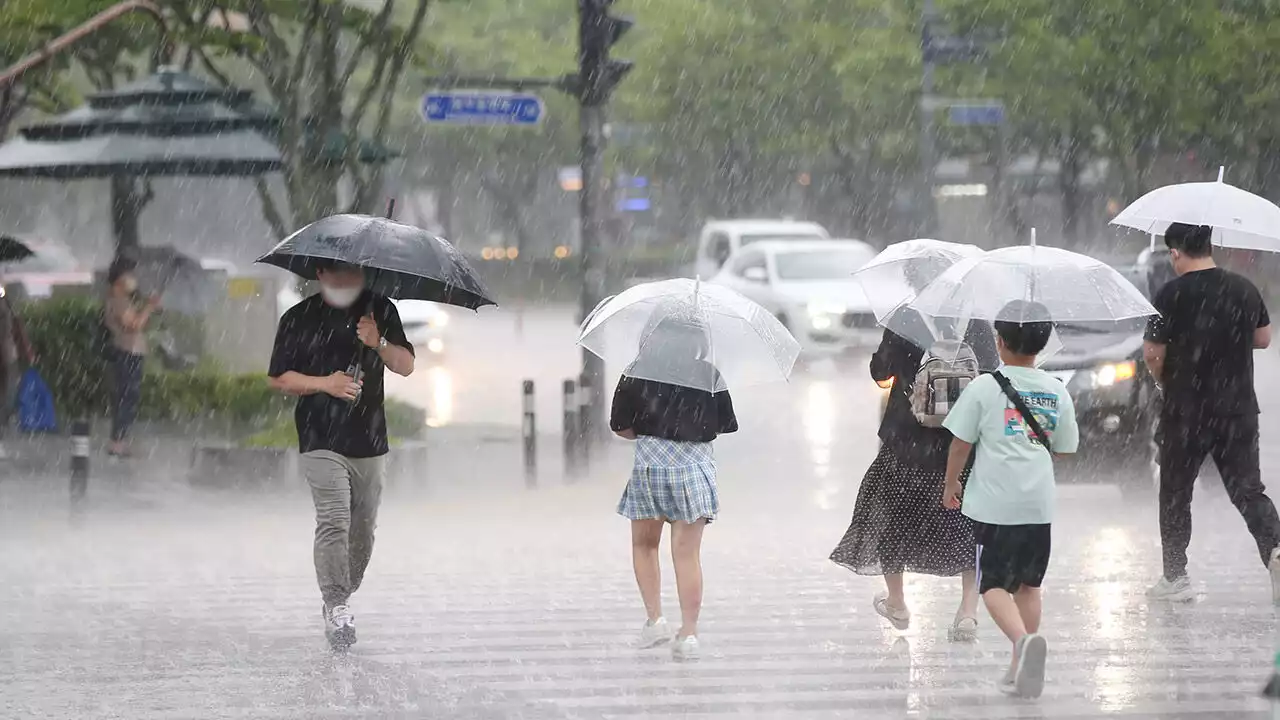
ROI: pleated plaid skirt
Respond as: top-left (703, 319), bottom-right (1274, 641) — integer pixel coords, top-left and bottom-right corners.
top-left (617, 436), bottom-right (719, 524)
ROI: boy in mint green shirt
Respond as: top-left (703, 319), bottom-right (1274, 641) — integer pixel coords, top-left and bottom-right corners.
top-left (941, 300), bottom-right (1079, 699)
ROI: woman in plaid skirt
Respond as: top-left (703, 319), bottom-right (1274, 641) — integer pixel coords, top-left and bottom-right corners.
top-left (611, 369), bottom-right (737, 661)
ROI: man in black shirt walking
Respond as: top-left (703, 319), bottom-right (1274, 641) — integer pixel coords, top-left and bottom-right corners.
top-left (268, 261), bottom-right (415, 648)
top-left (1143, 223), bottom-right (1280, 603)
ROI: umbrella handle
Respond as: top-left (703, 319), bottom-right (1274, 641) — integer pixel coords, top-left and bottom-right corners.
top-left (386, 197), bottom-right (396, 219)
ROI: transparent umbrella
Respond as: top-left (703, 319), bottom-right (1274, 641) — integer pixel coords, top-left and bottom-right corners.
top-left (909, 234), bottom-right (1157, 325)
top-left (1110, 167), bottom-right (1280, 252)
top-left (577, 278), bottom-right (800, 393)
top-left (853, 238), bottom-right (984, 324)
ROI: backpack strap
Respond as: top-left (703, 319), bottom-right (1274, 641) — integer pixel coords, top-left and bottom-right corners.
top-left (991, 371), bottom-right (1052, 453)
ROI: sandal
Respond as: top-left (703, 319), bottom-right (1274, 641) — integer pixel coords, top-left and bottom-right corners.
top-left (873, 592), bottom-right (911, 631)
top-left (948, 614), bottom-right (978, 642)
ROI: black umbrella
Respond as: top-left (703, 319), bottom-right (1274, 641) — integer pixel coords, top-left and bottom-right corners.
top-left (255, 214), bottom-right (496, 310)
top-left (0, 235), bottom-right (34, 263)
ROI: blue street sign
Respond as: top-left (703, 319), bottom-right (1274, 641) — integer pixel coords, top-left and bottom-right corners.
top-left (948, 103), bottom-right (1005, 126)
top-left (421, 92), bottom-right (545, 126)
top-left (618, 197), bottom-right (651, 212)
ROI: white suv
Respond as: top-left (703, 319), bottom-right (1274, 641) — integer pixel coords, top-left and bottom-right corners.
top-left (694, 219), bottom-right (830, 279)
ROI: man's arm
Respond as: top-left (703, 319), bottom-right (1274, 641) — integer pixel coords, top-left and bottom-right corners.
top-left (361, 304), bottom-right (415, 377)
top-left (1143, 341), bottom-right (1167, 384)
top-left (942, 438), bottom-right (973, 509)
top-left (1255, 325), bottom-right (1272, 350)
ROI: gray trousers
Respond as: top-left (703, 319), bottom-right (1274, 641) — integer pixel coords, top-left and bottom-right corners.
top-left (302, 450), bottom-right (384, 608)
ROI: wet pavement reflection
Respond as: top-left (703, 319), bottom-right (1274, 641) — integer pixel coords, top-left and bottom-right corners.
top-left (4, 304), bottom-right (1279, 718)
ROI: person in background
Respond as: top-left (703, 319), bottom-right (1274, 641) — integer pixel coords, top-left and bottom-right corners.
top-left (942, 299), bottom-right (1079, 699)
top-left (268, 260), bottom-right (414, 650)
top-left (829, 258), bottom-right (997, 642)
top-left (104, 259), bottom-right (159, 458)
top-left (0, 286), bottom-right (34, 460)
top-left (1142, 222), bottom-right (1280, 603)
top-left (611, 319), bottom-right (737, 662)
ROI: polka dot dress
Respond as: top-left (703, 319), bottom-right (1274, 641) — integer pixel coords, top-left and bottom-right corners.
top-left (829, 445), bottom-right (976, 577)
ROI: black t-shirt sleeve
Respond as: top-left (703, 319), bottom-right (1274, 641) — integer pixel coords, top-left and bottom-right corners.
top-left (1144, 283), bottom-right (1174, 344)
top-left (870, 329), bottom-right (911, 382)
top-left (1257, 288), bottom-right (1271, 329)
top-left (268, 308), bottom-right (302, 378)
top-left (715, 390), bottom-right (738, 434)
top-left (376, 299), bottom-right (415, 355)
top-left (610, 377), bottom-right (638, 431)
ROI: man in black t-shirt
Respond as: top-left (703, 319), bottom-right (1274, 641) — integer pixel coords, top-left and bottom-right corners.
top-left (1142, 223), bottom-right (1280, 603)
top-left (268, 261), bottom-right (415, 648)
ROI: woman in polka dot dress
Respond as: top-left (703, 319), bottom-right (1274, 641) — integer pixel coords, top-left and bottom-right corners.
top-left (829, 306), bottom-right (998, 641)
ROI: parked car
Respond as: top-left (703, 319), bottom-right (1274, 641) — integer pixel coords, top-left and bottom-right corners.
top-left (710, 239), bottom-right (879, 357)
top-left (694, 219), bottom-right (830, 279)
top-left (0, 236), bottom-right (92, 300)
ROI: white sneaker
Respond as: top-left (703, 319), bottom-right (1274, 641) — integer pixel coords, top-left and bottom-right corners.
top-left (1146, 575), bottom-right (1196, 602)
top-left (672, 635), bottom-right (699, 661)
top-left (1014, 633), bottom-right (1047, 699)
top-left (638, 617), bottom-right (672, 648)
top-left (873, 592), bottom-right (911, 631)
top-left (1269, 548), bottom-right (1280, 606)
top-left (323, 604), bottom-right (357, 648)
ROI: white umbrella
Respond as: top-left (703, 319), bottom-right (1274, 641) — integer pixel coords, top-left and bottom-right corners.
top-left (852, 238), bottom-right (984, 325)
top-left (1111, 167), bottom-right (1280, 252)
top-left (577, 278), bottom-right (800, 393)
top-left (910, 231), bottom-right (1157, 325)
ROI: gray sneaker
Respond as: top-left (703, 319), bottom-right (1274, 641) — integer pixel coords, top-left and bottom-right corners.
top-left (1146, 575), bottom-right (1196, 602)
top-left (323, 604), bottom-right (357, 649)
top-left (1014, 634), bottom-right (1047, 699)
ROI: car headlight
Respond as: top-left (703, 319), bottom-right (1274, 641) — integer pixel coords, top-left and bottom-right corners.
top-left (429, 310), bottom-right (449, 328)
top-left (807, 302), bottom-right (846, 330)
top-left (1092, 360), bottom-right (1136, 387)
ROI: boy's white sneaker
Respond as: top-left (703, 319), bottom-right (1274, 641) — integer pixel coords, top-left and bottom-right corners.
top-left (638, 617), bottom-right (672, 648)
top-left (1146, 575), bottom-right (1196, 602)
top-left (1014, 633), bottom-right (1047, 699)
top-left (1269, 548), bottom-right (1280, 606)
top-left (672, 635), bottom-right (699, 661)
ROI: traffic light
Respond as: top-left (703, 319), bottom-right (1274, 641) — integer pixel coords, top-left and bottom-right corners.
top-left (578, 0), bottom-right (633, 106)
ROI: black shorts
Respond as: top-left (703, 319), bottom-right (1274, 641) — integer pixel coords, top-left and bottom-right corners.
top-left (975, 522), bottom-right (1051, 594)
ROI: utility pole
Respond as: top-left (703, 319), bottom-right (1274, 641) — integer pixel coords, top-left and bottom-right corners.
top-left (575, 0), bottom-right (633, 443)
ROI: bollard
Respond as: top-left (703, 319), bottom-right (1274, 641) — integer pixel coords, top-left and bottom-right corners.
top-left (69, 418), bottom-right (90, 505)
top-left (577, 372), bottom-right (593, 465)
top-left (522, 380), bottom-right (536, 487)
top-left (562, 379), bottom-right (578, 471)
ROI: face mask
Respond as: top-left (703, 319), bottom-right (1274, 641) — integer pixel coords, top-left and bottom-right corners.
top-left (121, 278), bottom-right (138, 294)
top-left (320, 284), bottom-right (361, 308)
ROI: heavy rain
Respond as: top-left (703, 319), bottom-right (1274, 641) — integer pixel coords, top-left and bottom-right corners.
top-left (2, 1), bottom-right (1280, 718)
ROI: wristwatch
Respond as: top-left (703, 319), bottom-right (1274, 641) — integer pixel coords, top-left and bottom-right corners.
top-left (377, 336), bottom-right (388, 350)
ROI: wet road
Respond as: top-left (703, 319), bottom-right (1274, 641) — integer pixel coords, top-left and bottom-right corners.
top-left (5, 304), bottom-right (1280, 718)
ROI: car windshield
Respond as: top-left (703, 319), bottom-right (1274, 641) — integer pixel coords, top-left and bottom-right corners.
top-left (774, 249), bottom-right (873, 280)
top-left (739, 233), bottom-right (825, 246)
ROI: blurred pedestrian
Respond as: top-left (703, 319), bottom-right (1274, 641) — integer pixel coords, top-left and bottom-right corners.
top-left (941, 299), bottom-right (1080, 698)
top-left (1142, 223), bottom-right (1280, 603)
top-left (611, 322), bottom-right (737, 661)
top-left (267, 260), bottom-right (414, 650)
top-left (0, 285), bottom-right (34, 459)
top-left (828, 259), bottom-right (997, 642)
top-left (103, 259), bottom-right (159, 458)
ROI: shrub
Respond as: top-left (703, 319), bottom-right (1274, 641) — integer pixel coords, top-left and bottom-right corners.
top-left (20, 296), bottom-right (287, 428)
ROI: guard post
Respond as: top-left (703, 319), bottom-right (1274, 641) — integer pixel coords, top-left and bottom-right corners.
top-left (69, 418), bottom-right (90, 506)
top-left (562, 379), bottom-right (578, 472)
top-left (522, 380), bottom-right (536, 487)
top-left (577, 372), bottom-right (593, 466)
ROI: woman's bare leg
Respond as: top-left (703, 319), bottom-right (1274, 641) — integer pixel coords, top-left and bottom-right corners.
top-left (883, 572), bottom-right (907, 611)
top-left (960, 570), bottom-right (980, 617)
top-left (670, 518), bottom-right (707, 638)
top-left (631, 519), bottom-right (665, 622)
